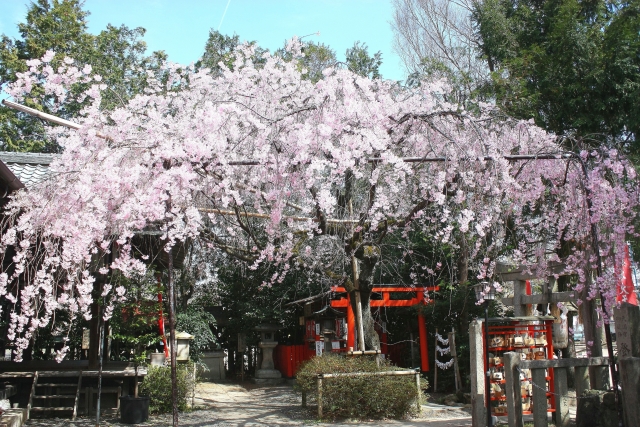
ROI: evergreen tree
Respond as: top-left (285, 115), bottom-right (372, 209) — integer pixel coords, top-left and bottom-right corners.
top-left (472, 0), bottom-right (640, 152)
top-left (345, 41), bottom-right (382, 79)
top-left (0, 0), bottom-right (166, 152)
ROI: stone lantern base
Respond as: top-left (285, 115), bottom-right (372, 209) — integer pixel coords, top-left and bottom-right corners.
top-left (253, 368), bottom-right (283, 385)
top-left (252, 340), bottom-right (283, 385)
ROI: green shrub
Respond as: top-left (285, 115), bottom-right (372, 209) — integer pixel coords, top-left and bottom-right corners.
top-left (139, 363), bottom-right (195, 414)
top-left (295, 354), bottom-right (424, 420)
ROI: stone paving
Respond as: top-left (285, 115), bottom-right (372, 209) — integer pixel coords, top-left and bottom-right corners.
top-left (24, 381), bottom-right (473, 427)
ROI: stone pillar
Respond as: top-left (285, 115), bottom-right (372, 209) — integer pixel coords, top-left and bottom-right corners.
top-left (531, 368), bottom-right (548, 427)
top-left (614, 303), bottom-right (640, 427)
top-left (618, 357), bottom-right (640, 427)
top-left (613, 302), bottom-right (640, 358)
top-left (504, 352), bottom-right (523, 427)
top-left (574, 366), bottom-right (590, 398)
top-left (469, 320), bottom-right (486, 427)
top-left (553, 367), bottom-right (570, 427)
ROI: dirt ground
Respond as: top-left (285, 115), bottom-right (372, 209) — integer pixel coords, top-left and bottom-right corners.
top-left (23, 380), bottom-right (474, 427)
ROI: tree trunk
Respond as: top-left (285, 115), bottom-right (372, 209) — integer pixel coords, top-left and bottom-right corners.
top-left (353, 244), bottom-right (381, 350)
top-left (356, 290), bottom-right (380, 350)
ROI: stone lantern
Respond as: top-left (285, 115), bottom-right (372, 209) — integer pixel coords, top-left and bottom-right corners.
top-left (168, 331), bottom-right (194, 361)
top-left (311, 305), bottom-right (346, 354)
top-left (253, 324), bottom-right (283, 384)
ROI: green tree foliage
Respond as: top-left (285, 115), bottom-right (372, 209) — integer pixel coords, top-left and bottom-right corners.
top-left (472, 0), bottom-right (640, 151)
top-left (197, 30), bottom-right (267, 76)
top-left (176, 307), bottom-right (216, 360)
top-left (0, 0), bottom-right (166, 152)
top-left (278, 40), bottom-right (383, 83)
top-left (274, 41), bottom-right (338, 83)
top-left (300, 42), bottom-right (337, 82)
top-left (139, 363), bottom-right (195, 413)
top-left (89, 24), bottom-right (167, 111)
top-left (214, 260), bottom-right (320, 346)
top-left (197, 30), bottom-right (240, 75)
top-left (345, 41), bottom-right (382, 79)
top-left (0, 0), bottom-right (91, 152)
top-left (110, 272), bottom-right (162, 362)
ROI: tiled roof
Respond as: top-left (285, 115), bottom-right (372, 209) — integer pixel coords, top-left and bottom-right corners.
top-left (0, 152), bottom-right (54, 188)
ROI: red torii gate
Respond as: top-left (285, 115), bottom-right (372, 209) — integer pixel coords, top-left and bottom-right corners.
top-left (330, 285), bottom-right (439, 372)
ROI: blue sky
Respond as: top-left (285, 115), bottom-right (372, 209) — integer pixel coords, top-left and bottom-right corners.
top-left (0, 0), bottom-right (406, 82)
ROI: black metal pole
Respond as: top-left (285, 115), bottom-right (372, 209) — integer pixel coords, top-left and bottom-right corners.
top-left (167, 246), bottom-right (178, 427)
top-left (96, 306), bottom-right (104, 427)
top-left (485, 301), bottom-right (492, 427)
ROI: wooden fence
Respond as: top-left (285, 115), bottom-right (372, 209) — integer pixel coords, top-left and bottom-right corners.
top-left (502, 353), bottom-right (610, 427)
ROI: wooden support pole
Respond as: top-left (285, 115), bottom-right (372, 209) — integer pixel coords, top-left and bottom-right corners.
top-left (433, 327), bottom-right (438, 392)
top-left (415, 370), bottom-right (422, 413)
top-left (346, 350), bottom-right (381, 356)
top-left (418, 311), bottom-right (429, 372)
top-left (317, 375), bottom-right (323, 419)
top-left (321, 369), bottom-right (417, 378)
top-left (450, 328), bottom-right (462, 392)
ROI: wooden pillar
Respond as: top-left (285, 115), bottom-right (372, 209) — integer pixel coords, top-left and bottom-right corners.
top-left (347, 294), bottom-right (355, 350)
top-left (418, 310), bottom-right (429, 372)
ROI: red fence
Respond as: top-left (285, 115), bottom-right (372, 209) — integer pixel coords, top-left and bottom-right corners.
top-left (273, 344), bottom-right (315, 378)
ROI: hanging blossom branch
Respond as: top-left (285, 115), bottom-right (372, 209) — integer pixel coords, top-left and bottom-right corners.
top-left (0, 39), bottom-right (637, 360)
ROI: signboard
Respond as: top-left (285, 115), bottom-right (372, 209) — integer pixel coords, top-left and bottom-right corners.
top-left (315, 341), bottom-right (324, 356)
top-left (305, 321), bottom-right (316, 340)
top-left (82, 328), bottom-right (90, 350)
top-left (614, 303), bottom-right (640, 358)
top-left (238, 333), bottom-right (247, 353)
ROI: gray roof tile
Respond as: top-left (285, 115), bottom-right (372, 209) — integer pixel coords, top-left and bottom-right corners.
top-left (0, 152), bottom-right (54, 188)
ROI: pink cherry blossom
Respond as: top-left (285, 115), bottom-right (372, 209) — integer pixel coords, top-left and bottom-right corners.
top-left (0, 43), bottom-right (638, 360)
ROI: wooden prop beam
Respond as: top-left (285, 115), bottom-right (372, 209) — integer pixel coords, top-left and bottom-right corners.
top-left (2, 99), bottom-right (584, 165)
top-left (501, 291), bottom-right (577, 307)
top-left (199, 207), bottom-right (359, 224)
top-left (495, 261), bottom-right (572, 281)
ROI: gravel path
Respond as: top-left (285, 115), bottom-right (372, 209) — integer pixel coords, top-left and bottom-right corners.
top-left (25, 382), bottom-right (473, 427)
